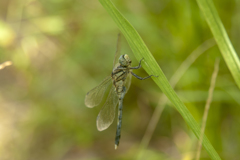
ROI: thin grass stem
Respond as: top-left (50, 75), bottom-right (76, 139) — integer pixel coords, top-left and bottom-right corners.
top-left (196, 58), bottom-right (220, 160)
top-left (140, 39), bottom-right (216, 149)
top-left (0, 61), bottom-right (12, 70)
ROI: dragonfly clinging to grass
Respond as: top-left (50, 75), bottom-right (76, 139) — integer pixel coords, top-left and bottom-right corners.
top-left (85, 34), bottom-right (158, 149)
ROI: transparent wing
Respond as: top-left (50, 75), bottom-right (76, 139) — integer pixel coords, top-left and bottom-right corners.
top-left (113, 33), bottom-right (122, 68)
top-left (85, 76), bottom-right (112, 108)
top-left (125, 73), bottom-right (132, 93)
top-left (97, 86), bottom-right (119, 131)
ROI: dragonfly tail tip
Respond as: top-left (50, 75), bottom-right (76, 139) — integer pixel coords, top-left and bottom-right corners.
top-left (115, 144), bottom-right (118, 150)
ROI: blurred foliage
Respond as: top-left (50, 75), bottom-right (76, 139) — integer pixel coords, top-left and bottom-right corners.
top-left (0, 0), bottom-right (239, 160)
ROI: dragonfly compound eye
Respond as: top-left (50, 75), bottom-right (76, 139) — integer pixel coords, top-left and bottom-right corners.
top-left (119, 55), bottom-right (128, 66)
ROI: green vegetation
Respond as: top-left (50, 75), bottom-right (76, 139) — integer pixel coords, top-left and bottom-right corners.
top-left (0, 0), bottom-right (239, 159)
top-left (99, 0), bottom-right (220, 159)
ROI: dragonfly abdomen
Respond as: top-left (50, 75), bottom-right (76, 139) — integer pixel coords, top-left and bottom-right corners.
top-left (115, 86), bottom-right (126, 150)
top-left (115, 100), bottom-right (122, 149)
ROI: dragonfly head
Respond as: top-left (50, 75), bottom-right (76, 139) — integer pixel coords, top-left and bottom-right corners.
top-left (119, 54), bottom-right (131, 67)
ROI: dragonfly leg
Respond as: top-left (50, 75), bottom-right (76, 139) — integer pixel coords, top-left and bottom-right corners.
top-left (131, 72), bottom-right (158, 80)
top-left (130, 58), bottom-right (144, 69)
top-left (115, 86), bottom-right (126, 149)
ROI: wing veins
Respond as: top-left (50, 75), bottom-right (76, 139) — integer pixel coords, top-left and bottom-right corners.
top-left (97, 86), bottom-right (119, 131)
top-left (85, 76), bottom-right (112, 108)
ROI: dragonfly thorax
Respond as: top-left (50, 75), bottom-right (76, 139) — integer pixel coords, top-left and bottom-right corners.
top-left (119, 54), bottom-right (132, 67)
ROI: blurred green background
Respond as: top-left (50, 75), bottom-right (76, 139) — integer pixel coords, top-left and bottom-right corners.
top-left (0, 0), bottom-right (239, 159)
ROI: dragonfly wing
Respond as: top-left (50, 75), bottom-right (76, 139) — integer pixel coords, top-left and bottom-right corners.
top-left (125, 73), bottom-right (132, 93)
top-left (85, 76), bottom-right (112, 108)
top-left (113, 33), bottom-right (122, 67)
top-left (97, 86), bottom-right (119, 131)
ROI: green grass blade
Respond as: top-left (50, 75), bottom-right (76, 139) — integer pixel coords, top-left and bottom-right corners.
top-left (196, 0), bottom-right (240, 89)
top-left (99, 0), bottom-right (221, 159)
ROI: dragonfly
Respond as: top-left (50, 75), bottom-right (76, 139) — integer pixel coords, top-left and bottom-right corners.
top-left (85, 34), bottom-right (157, 149)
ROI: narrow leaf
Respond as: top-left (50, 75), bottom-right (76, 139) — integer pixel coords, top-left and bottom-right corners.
top-left (196, 0), bottom-right (240, 89)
